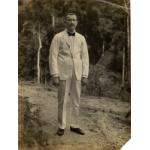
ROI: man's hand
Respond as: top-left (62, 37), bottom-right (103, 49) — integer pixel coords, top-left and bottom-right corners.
top-left (81, 77), bottom-right (87, 86)
top-left (52, 77), bottom-right (59, 87)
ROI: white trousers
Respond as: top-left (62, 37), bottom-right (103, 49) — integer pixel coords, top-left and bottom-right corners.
top-left (57, 69), bottom-right (81, 129)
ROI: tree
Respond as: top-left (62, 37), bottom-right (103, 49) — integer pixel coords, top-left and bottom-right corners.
top-left (21, 0), bottom-right (56, 83)
top-left (18, 0), bottom-right (131, 98)
top-left (98, 18), bottom-right (113, 56)
top-left (96, 0), bottom-right (130, 87)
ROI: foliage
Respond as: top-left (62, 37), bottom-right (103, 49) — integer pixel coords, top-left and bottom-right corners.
top-left (18, 0), bottom-right (130, 98)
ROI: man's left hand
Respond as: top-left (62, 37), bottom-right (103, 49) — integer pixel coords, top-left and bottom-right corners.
top-left (82, 77), bottom-right (88, 86)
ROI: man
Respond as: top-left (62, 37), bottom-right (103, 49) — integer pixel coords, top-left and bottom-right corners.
top-left (49, 12), bottom-right (89, 136)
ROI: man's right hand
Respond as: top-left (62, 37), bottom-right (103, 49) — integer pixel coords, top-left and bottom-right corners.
top-left (52, 77), bottom-right (59, 87)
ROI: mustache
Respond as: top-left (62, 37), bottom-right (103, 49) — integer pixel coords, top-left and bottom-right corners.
top-left (70, 24), bottom-right (75, 26)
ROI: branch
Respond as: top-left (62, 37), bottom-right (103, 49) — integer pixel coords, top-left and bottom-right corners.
top-left (38, 25), bottom-right (42, 49)
top-left (96, 0), bottom-right (130, 14)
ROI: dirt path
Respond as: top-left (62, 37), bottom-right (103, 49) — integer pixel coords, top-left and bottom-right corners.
top-left (19, 81), bottom-right (130, 150)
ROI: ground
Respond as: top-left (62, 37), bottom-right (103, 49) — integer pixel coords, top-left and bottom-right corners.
top-left (18, 81), bottom-right (130, 150)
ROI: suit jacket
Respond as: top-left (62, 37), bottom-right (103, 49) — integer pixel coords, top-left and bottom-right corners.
top-left (49, 30), bottom-right (89, 80)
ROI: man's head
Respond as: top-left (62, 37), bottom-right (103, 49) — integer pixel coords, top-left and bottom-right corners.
top-left (64, 12), bottom-right (78, 33)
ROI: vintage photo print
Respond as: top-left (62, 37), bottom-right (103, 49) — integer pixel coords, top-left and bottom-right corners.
top-left (18, 0), bottom-right (131, 149)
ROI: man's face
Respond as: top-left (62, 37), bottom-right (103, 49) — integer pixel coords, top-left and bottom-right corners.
top-left (65, 14), bottom-right (78, 32)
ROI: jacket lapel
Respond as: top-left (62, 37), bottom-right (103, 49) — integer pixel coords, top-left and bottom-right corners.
top-left (74, 32), bottom-right (79, 50)
top-left (62, 30), bottom-right (75, 56)
top-left (62, 30), bottom-right (80, 56)
top-left (62, 30), bottom-right (71, 48)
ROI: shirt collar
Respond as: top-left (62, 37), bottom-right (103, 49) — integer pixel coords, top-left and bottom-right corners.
top-left (65, 29), bottom-right (76, 36)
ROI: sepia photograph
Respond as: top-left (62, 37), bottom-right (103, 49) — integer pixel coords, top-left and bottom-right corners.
top-left (18, 0), bottom-right (131, 149)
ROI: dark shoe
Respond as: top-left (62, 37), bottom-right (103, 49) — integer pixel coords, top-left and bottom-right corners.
top-left (70, 126), bottom-right (85, 135)
top-left (56, 128), bottom-right (64, 136)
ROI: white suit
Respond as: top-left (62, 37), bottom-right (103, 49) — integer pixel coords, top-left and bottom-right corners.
top-left (49, 30), bottom-right (89, 129)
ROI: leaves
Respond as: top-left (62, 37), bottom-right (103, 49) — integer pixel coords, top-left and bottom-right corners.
top-left (19, 0), bottom-right (130, 97)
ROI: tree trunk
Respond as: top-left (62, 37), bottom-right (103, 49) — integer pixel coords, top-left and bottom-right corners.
top-left (102, 40), bottom-right (105, 56)
top-left (52, 15), bottom-right (55, 28)
top-left (127, 15), bottom-right (130, 84)
top-left (121, 47), bottom-right (125, 88)
top-left (124, 0), bottom-right (130, 84)
top-left (37, 26), bottom-right (42, 84)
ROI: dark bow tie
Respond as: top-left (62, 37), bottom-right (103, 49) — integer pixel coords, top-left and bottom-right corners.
top-left (67, 32), bottom-right (75, 36)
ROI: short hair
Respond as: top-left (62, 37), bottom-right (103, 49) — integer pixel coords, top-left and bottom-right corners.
top-left (64, 12), bottom-right (78, 20)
